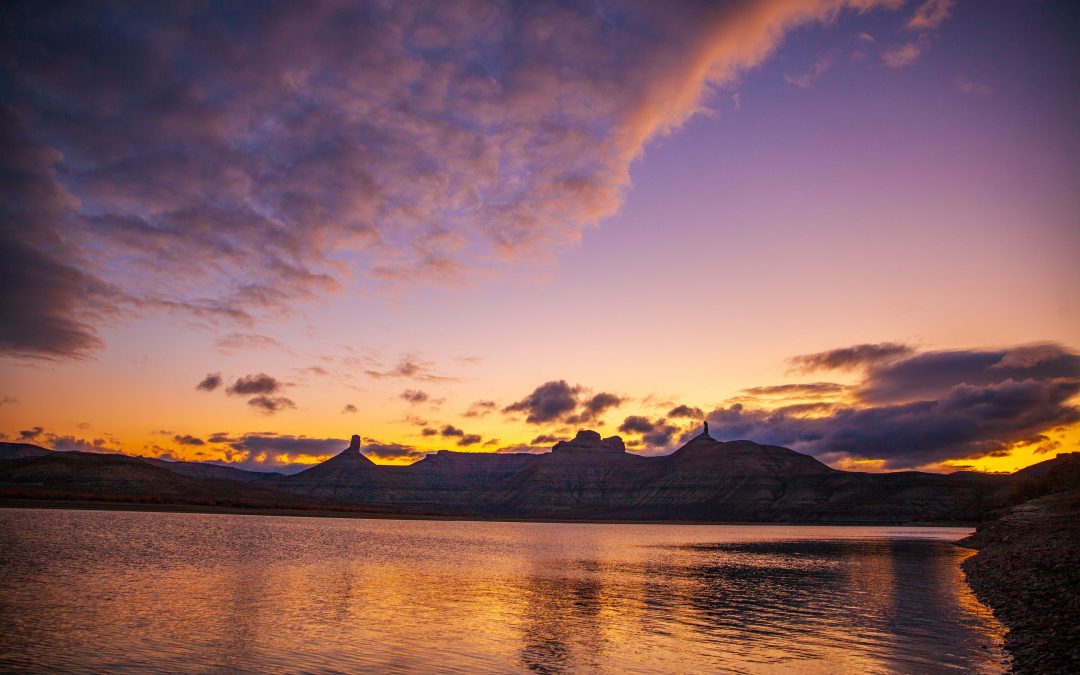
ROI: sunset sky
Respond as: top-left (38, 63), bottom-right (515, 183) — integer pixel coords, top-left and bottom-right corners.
top-left (2, 0), bottom-right (1077, 474)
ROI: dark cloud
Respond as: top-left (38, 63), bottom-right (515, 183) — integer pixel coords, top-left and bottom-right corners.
top-left (504, 380), bottom-right (582, 424)
top-left (440, 425), bottom-right (465, 438)
top-left (221, 434), bottom-right (345, 473)
top-left (742, 383), bottom-right (846, 397)
top-left (226, 373), bottom-right (283, 396)
top-left (18, 426), bottom-right (44, 441)
top-left (207, 432), bottom-right (234, 444)
top-left (457, 434), bottom-right (482, 447)
top-left (667, 404), bottom-right (704, 419)
top-left (705, 378), bottom-right (1080, 469)
top-left (246, 395), bottom-right (296, 415)
top-left (421, 427), bottom-right (439, 437)
top-left (48, 435), bottom-right (118, 454)
top-left (618, 416), bottom-right (656, 434)
top-left (196, 372), bottom-right (222, 392)
top-left (858, 344), bottom-right (1080, 405)
top-left (616, 415), bottom-right (684, 449)
top-left (789, 343), bottom-right (914, 373)
top-left (361, 441), bottom-right (428, 462)
top-left (173, 434), bottom-right (205, 446)
top-left (567, 392), bottom-right (625, 424)
top-left (401, 389), bottom-right (430, 404)
top-left (531, 434), bottom-right (562, 445)
top-left (342, 403), bottom-right (358, 414)
top-left (1, 1), bottom-right (902, 358)
top-left (643, 424), bottom-right (678, 448)
top-left (463, 400), bottom-right (497, 418)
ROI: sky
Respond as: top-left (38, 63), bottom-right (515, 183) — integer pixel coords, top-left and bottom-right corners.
top-left (2, 0), bottom-right (1078, 474)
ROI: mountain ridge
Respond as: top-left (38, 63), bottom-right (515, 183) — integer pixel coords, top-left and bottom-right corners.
top-left (0, 431), bottom-right (1032, 523)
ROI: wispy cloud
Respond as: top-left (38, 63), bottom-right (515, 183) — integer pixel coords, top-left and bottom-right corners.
top-left (784, 53), bottom-right (835, 88)
top-left (907, 0), bottom-right (955, 31)
top-left (882, 40), bottom-right (925, 68)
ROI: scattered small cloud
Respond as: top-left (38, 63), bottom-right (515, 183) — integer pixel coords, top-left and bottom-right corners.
top-left (440, 424), bottom-right (464, 438)
top-left (0, 396), bottom-right (17, 406)
top-left (246, 395), bottom-right (296, 415)
top-left (667, 404), bottom-right (705, 419)
top-left (618, 416), bottom-right (656, 434)
top-left (463, 400), bottom-right (497, 418)
top-left (955, 75), bottom-right (992, 96)
top-left (173, 434), bottom-right (205, 446)
top-left (882, 41), bottom-right (924, 68)
top-left (214, 333), bottom-right (283, 354)
top-left (458, 434), bottom-right (482, 447)
top-left (18, 426), bottom-right (44, 441)
top-left (401, 389), bottom-right (430, 405)
top-left (784, 52), bottom-right (834, 89)
top-left (531, 434), bottom-right (562, 445)
top-left (196, 372), bottom-right (222, 392)
top-left (504, 380), bottom-right (582, 424)
top-left (226, 373), bottom-right (284, 396)
top-left (342, 403), bottom-right (358, 414)
top-left (365, 357), bottom-right (457, 383)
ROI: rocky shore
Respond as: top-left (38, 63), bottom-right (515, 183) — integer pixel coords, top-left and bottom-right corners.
top-left (959, 488), bottom-right (1080, 673)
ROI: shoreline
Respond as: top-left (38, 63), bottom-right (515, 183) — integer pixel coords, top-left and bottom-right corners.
top-left (957, 490), bottom-right (1080, 673)
top-left (0, 497), bottom-right (979, 527)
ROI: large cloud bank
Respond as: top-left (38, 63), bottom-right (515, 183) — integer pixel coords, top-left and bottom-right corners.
top-left (1, 0), bottom-right (902, 359)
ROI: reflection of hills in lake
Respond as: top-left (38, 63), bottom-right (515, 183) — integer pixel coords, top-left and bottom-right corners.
top-left (0, 428), bottom-right (1038, 522)
top-left (0, 512), bottom-right (1006, 672)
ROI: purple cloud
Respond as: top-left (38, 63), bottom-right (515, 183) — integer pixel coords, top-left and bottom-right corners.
top-left (1, 0), bottom-right (909, 359)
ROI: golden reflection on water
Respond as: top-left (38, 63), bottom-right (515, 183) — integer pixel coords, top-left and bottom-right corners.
top-left (0, 511), bottom-right (1007, 673)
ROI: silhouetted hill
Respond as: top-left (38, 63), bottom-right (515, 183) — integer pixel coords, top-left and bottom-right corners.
top-left (0, 447), bottom-right (421, 515)
top-left (0, 442), bottom-right (51, 460)
top-left (271, 429), bottom-right (1011, 522)
top-left (0, 450), bottom-right (286, 505)
top-left (1, 433), bottom-right (1043, 523)
top-left (0, 442), bottom-right (280, 483)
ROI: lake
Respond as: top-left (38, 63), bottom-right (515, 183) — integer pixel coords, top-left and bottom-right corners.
top-left (0, 509), bottom-right (1006, 673)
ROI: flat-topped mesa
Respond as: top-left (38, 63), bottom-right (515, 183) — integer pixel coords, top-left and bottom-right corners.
top-left (552, 429), bottom-right (626, 455)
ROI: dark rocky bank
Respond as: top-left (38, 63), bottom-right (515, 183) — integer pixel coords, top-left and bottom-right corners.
top-left (959, 453), bottom-right (1080, 674)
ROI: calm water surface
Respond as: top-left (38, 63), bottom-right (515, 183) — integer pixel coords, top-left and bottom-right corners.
top-left (0, 509), bottom-right (1006, 673)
